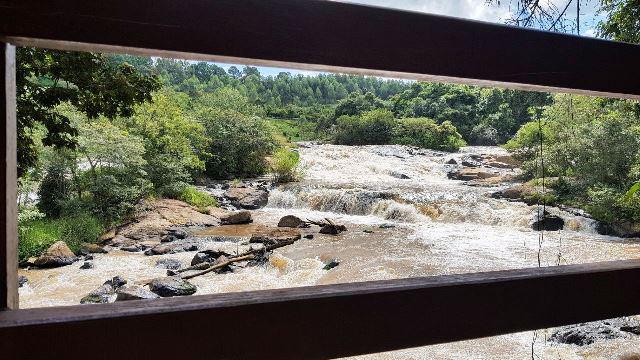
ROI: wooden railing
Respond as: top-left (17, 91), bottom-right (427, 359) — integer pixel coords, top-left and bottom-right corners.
top-left (1, 1), bottom-right (640, 359)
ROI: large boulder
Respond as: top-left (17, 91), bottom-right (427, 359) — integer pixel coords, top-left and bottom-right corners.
top-left (117, 199), bottom-right (218, 242)
top-left (115, 285), bottom-right (160, 301)
top-left (550, 319), bottom-right (638, 346)
top-left (80, 284), bottom-right (116, 304)
top-left (209, 207), bottom-right (253, 225)
top-left (191, 250), bottom-right (232, 266)
top-left (144, 241), bottom-right (199, 256)
top-left (34, 241), bottom-right (78, 268)
top-left (149, 277), bottom-right (197, 297)
top-left (277, 215), bottom-right (306, 228)
top-left (80, 278), bottom-right (125, 304)
top-left (531, 212), bottom-right (564, 231)
top-left (224, 187), bottom-right (269, 209)
top-left (80, 242), bottom-right (108, 254)
top-left (155, 258), bottom-right (183, 270)
top-left (249, 227), bottom-right (301, 244)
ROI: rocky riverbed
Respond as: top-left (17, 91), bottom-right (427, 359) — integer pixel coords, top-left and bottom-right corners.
top-left (18, 144), bottom-right (640, 359)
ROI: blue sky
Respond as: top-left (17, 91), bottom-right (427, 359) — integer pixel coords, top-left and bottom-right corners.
top-left (213, 0), bottom-right (602, 77)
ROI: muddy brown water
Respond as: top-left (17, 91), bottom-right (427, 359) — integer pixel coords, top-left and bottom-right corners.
top-left (19, 144), bottom-right (640, 359)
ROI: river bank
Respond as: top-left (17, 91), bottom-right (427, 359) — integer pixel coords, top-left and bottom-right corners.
top-left (18, 143), bottom-right (640, 359)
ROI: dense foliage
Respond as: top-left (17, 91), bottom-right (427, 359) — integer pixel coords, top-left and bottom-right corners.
top-left (506, 95), bottom-right (640, 225)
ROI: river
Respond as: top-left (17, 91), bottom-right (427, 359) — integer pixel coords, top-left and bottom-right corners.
top-left (19, 144), bottom-right (640, 359)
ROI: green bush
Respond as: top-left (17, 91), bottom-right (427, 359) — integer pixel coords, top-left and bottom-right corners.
top-left (271, 148), bottom-right (301, 183)
top-left (179, 186), bottom-right (217, 212)
top-left (197, 108), bottom-right (277, 179)
top-left (18, 213), bottom-right (103, 262)
top-left (88, 168), bottom-right (153, 225)
top-left (333, 109), bottom-right (396, 145)
top-left (393, 118), bottom-right (465, 152)
top-left (37, 156), bottom-right (72, 218)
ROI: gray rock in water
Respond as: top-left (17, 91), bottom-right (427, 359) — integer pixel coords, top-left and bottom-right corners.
top-left (34, 241), bottom-right (78, 268)
top-left (191, 250), bottom-right (232, 266)
top-left (80, 261), bottom-right (94, 269)
top-left (18, 275), bottom-right (28, 288)
top-left (550, 319), bottom-right (636, 346)
top-left (531, 212), bottom-right (564, 231)
top-left (220, 210), bottom-right (252, 225)
top-left (167, 227), bottom-right (189, 239)
top-left (80, 284), bottom-right (116, 304)
top-left (144, 241), bottom-right (199, 256)
top-left (155, 258), bottom-right (183, 270)
top-left (278, 215), bottom-right (305, 228)
top-left (224, 187), bottom-right (269, 209)
top-left (104, 275), bottom-right (127, 289)
top-left (115, 285), bottom-right (160, 301)
top-left (323, 259), bottom-right (340, 270)
top-left (446, 158), bottom-right (457, 165)
top-left (160, 235), bottom-right (177, 243)
top-left (149, 277), bottom-right (197, 297)
top-left (390, 171), bottom-right (410, 179)
top-left (80, 242), bottom-right (108, 254)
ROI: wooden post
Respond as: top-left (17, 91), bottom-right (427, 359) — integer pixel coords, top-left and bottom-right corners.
top-left (0, 42), bottom-right (18, 310)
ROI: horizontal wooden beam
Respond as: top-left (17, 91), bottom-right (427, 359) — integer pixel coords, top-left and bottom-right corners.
top-left (1, 260), bottom-right (640, 359)
top-left (0, 0), bottom-right (639, 99)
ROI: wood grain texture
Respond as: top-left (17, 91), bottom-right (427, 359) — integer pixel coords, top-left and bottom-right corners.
top-left (0, 0), bottom-right (639, 99)
top-left (1, 260), bottom-right (640, 359)
top-left (0, 42), bottom-right (17, 310)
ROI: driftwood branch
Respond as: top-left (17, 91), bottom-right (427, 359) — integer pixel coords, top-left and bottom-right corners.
top-left (179, 238), bottom-right (299, 280)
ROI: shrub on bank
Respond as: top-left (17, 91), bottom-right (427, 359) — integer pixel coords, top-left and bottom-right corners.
top-left (393, 118), bottom-right (466, 152)
top-left (179, 186), bottom-right (217, 212)
top-left (271, 148), bottom-right (301, 183)
top-left (18, 213), bottom-right (103, 263)
top-left (332, 110), bottom-right (466, 151)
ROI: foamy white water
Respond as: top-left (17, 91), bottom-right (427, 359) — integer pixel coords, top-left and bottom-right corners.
top-left (20, 144), bottom-right (640, 359)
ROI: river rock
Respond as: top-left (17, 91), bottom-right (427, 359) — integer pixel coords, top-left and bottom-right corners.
top-left (445, 158), bottom-right (457, 165)
top-left (104, 276), bottom-right (127, 289)
top-left (323, 259), bottom-right (340, 270)
top-left (390, 171), bottom-right (410, 179)
top-left (191, 250), bottom-right (232, 266)
top-left (18, 275), bottom-right (28, 287)
top-left (319, 224), bottom-right (347, 235)
top-left (149, 277), bottom-right (197, 297)
top-left (167, 227), bottom-right (188, 239)
top-left (156, 258), bottom-right (183, 270)
top-left (144, 241), bottom-right (199, 256)
top-left (249, 227), bottom-right (301, 244)
top-left (77, 277), bottom-right (125, 304)
top-left (99, 228), bottom-right (117, 243)
top-left (80, 261), bottom-right (94, 269)
top-left (493, 154), bottom-right (521, 167)
top-left (117, 199), bottom-right (218, 242)
top-left (80, 284), bottom-right (116, 304)
top-left (550, 319), bottom-right (637, 346)
top-left (80, 242), bottom-right (108, 254)
top-left (214, 209), bottom-right (252, 225)
top-left (277, 215), bottom-right (305, 228)
top-left (531, 213), bottom-right (564, 231)
top-left (121, 243), bottom-right (148, 252)
top-left (447, 168), bottom-right (499, 181)
top-left (34, 241), bottom-right (78, 268)
top-left (115, 285), bottom-right (160, 301)
top-left (224, 187), bottom-right (269, 209)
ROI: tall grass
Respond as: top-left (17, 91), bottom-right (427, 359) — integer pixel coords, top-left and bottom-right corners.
top-left (18, 213), bottom-right (103, 263)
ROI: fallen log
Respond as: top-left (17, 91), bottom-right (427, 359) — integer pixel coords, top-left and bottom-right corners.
top-left (179, 238), bottom-right (299, 280)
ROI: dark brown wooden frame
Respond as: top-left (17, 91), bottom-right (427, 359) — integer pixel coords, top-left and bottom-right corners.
top-left (1, 1), bottom-right (639, 359)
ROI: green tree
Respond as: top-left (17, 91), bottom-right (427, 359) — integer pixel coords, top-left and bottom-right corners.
top-left (598, 0), bottom-right (640, 43)
top-left (17, 48), bottom-right (160, 177)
